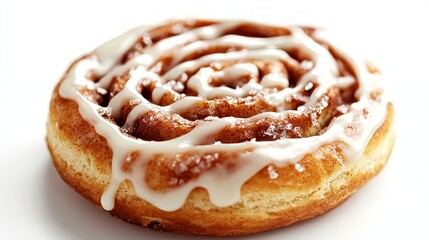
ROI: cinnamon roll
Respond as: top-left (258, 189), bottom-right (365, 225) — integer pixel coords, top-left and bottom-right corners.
top-left (46, 20), bottom-right (395, 236)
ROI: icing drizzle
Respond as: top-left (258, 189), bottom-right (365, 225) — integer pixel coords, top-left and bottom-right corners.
top-left (58, 20), bottom-right (387, 211)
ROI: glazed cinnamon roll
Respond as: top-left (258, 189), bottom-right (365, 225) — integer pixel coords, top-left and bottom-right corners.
top-left (46, 20), bottom-right (395, 236)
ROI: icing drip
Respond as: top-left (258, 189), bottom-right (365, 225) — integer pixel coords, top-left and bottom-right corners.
top-left (58, 20), bottom-right (387, 211)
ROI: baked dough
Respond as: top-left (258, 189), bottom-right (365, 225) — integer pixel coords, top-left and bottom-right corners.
top-left (46, 20), bottom-right (395, 236)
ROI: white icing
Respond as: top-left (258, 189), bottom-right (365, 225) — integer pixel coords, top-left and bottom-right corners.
top-left (212, 63), bottom-right (259, 85)
top-left (151, 84), bottom-right (173, 104)
top-left (187, 65), bottom-right (262, 99)
top-left (94, 25), bottom-right (150, 74)
top-left (107, 66), bottom-right (156, 118)
top-left (260, 73), bottom-right (289, 88)
top-left (58, 20), bottom-right (388, 212)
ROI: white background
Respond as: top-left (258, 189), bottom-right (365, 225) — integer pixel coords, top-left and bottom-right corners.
top-left (1, 0), bottom-right (428, 239)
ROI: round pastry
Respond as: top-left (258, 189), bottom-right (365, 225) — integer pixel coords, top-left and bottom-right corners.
top-left (46, 20), bottom-right (395, 236)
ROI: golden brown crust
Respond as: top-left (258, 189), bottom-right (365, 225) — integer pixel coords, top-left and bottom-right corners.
top-left (47, 77), bottom-right (395, 235)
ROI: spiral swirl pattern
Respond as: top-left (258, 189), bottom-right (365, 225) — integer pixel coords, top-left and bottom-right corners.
top-left (58, 20), bottom-right (387, 211)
